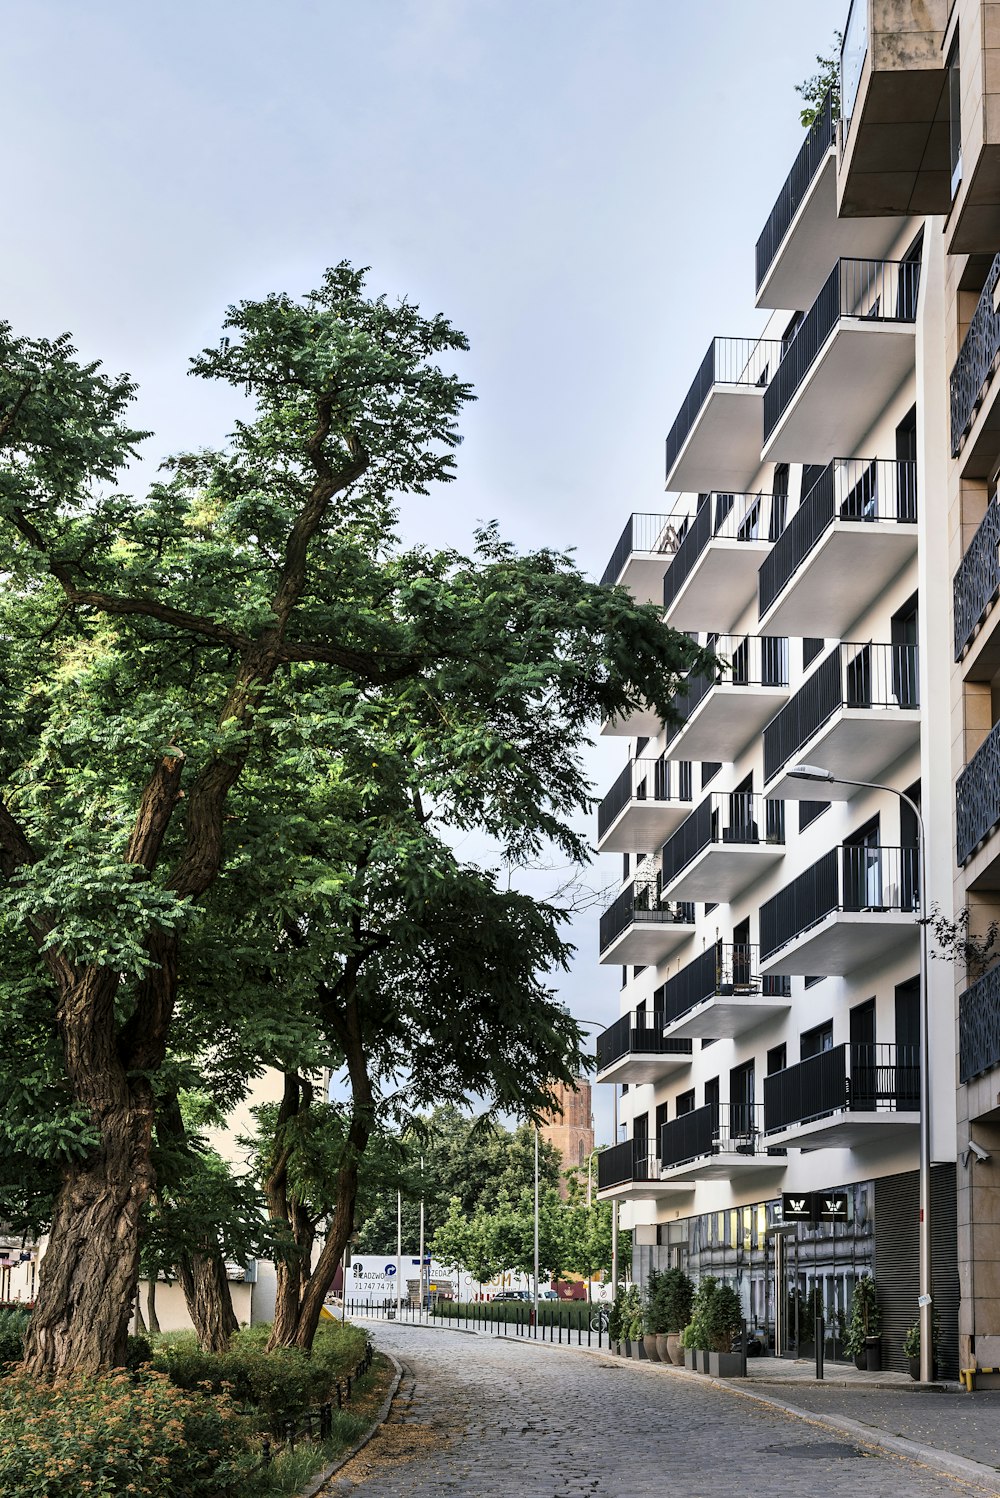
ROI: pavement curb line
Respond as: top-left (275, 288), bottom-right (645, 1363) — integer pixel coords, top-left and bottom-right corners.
top-left (296, 1350), bottom-right (403, 1498)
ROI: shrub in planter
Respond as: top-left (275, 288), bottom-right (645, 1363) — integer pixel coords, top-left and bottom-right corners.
top-left (704, 1281), bottom-right (742, 1354)
top-left (0, 1369), bottom-right (254, 1497)
top-left (903, 1313), bottom-right (941, 1379)
top-left (661, 1267), bottom-right (694, 1337)
top-left (0, 1305), bottom-right (30, 1368)
top-left (607, 1286), bottom-right (627, 1349)
top-left (680, 1320), bottom-right (698, 1370)
top-left (844, 1274), bottom-right (881, 1370)
top-left (689, 1274), bottom-right (719, 1352)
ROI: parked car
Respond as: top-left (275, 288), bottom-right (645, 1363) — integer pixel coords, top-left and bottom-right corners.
top-left (493, 1290), bottom-right (532, 1302)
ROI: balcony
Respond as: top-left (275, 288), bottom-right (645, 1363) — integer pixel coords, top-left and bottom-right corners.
top-left (596, 1139), bottom-right (694, 1201)
top-left (596, 757), bottom-right (692, 854)
top-left (757, 458), bottom-right (917, 635)
top-left (662, 492), bottom-right (779, 633)
top-left (759, 844), bottom-right (919, 977)
top-left (599, 699), bottom-right (665, 739)
top-left (763, 641), bottom-right (920, 802)
top-left (598, 878), bottom-right (695, 966)
top-left (950, 255), bottom-right (1000, 478)
top-left (959, 966), bottom-right (1000, 1085)
top-left (663, 635), bottom-right (789, 763)
top-left (600, 511), bottom-right (682, 603)
top-left (954, 497), bottom-right (1000, 666)
top-left (837, 0), bottom-right (951, 219)
top-left (660, 793), bottom-right (785, 905)
top-left (957, 718), bottom-right (1000, 880)
top-left (661, 944), bottom-right (791, 1041)
top-left (763, 1043), bottom-right (920, 1149)
top-left (595, 1010), bottom-right (693, 1086)
top-left (663, 336), bottom-right (782, 494)
top-left (660, 1103), bottom-right (786, 1182)
top-left (756, 89), bottom-right (903, 312)
top-left (761, 260), bottom-right (919, 465)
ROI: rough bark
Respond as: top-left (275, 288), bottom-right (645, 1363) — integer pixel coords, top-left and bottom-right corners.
top-left (177, 1251), bottom-right (238, 1353)
top-left (146, 1278), bottom-right (160, 1335)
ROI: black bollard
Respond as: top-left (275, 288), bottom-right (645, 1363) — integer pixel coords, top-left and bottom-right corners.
top-left (815, 1314), bottom-right (825, 1380)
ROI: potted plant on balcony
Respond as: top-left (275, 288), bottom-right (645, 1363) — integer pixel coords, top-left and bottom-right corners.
top-left (658, 1265), bottom-right (694, 1365)
top-left (705, 1281), bottom-right (744, 1378)
top-left (844, 1273), bottom-right (881, 1371)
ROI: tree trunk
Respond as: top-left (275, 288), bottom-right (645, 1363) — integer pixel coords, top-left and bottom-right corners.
top-left (22, 1095), bottom-right (154, 1377)
top-left (134, 1297), bottom-right (147, 1334)
top-left (178, 1250), bottom-right (239, 1353)
top-left (147, 1278), bottom-right (160, 1335)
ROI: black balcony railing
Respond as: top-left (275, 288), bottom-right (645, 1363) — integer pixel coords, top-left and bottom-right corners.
top-left (758, 457), bottom-right (917, 618)
top-left (763, 260), bottom-right (920, 443)
top-left (597, 1139), bottom-right (658, 1191)
top-left (664, 336), bottom-right (782, 480)
top-left (755, 90), bottom-right (836, 291)
top-left (764, 1043), bottom-right (919, 1134)
top-left (959, 965), bottom-right (1000, 1083)
top-left (663, 944), bottom-right (791, 1027)
top-left (665, 634), bottom-right (789, 748)
top-left (957, 718), bottom-right (1000, 866)
top-left (763, 640), bottom-right (919, 783)
top-left (600, 512), bottom-right (682, 589)
top-left (662, 492), bottom-right (782, 614)
top-left (950, 252), bottom-right (1000, 460)
top-left (660, 1102), bottom-right (778, 1169)
top-left (598, 881), bottom-right (695, 954)
top-left (661, 793), bottom-right (785, 891)
top-left (759, 844), bottom-right (919, 962)
top-left (595, 1011), bottom-right (692, 1074)
top-left (954, 497), bottom-right (1000, 660)
top-left (597, 757), bottom-right (692, 842)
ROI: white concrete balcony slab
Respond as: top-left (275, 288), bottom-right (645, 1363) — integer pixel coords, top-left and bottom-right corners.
top-left (600, 511), bottom-right (685, 604)
top-left (763, 1042), bottom-right (920, 1151)
top-left (659, 1104), bottom-right (786, 1182)
top-left (756, 91), bottom-right (904, 311)
top-left (761, 260), bottom-right (918, 467)
top-left (763, 641), bottom-right (920, 802)
top-left (660, 793), bottom-right (785, 905)
top-left (662, 492), bottom-right (776, 633)
top-left (596, 757), bottom-right (692, 854)
top-left (596, 1142), bottom-right (694, 1201)
top-left (759, 845), bottom-right (919, 978)
top-left (663, 634), bottom-right (789, 764)
top-left (757, 457), bottom-right (918, 637)
top-left (594, 1011), bottom-right (692, 1087)
top-left (664, 336), bottom-right (781, 495)
top-left (598, 880), bottom-right (695, 966)
top-left (661, 945), bottom-right (791, 1042)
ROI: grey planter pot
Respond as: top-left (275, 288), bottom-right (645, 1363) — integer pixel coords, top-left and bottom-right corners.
top-left (631, 1337), bottom-right (647, 1360)
top-left (698, 1350), bottom-right (711, 1373)
top-left (708, 1351), bottom-right (744, 1378)
top-left (684, 1348), bottom-right (696, 1370)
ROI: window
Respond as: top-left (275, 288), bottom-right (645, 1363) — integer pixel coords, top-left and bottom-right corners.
top-left (770, 464), bottom-right (789, 541)
top-left (622, 852), bottom-right (630, 881)
top-left (676, 1088), bottom-right (696, 1116)
top-left (947, 32), bottom-right (961, 197)
top-left (620, 965), bottom-right (628, 990)
top-left (801, 1021), bottom-right (833, 1059)
top-left (767, 1043), bottom-right (786, 1075)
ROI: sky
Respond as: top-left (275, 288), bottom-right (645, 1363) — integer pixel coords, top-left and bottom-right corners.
top-left (2, 0), bottom-right (837, 1143)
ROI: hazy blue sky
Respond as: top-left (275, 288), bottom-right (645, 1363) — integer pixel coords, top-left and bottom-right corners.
top-left (3, 0), bottom-right (837, 1139)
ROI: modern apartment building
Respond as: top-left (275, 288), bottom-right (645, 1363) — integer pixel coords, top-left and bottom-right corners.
top-left (593, 0), bottom-right (982, 1376)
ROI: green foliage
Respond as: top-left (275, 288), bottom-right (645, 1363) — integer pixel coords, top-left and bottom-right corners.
top-left (646, 1265), bottom-right (693, 1335)
top-left (0, 1368), bottom-right (254, 1497)
top-left (623, 1283), bottom-right (642, 1341)
top-left (689, 1275), bottom-right (720, 1352)
top-left (703, 1280), bottom-right (742, 1353)
top-left (429, 1299), bottom-right (593, 1328)
top-left (152, 1320), bottom-right (368, 1432)
top-left (0, 1304), bottom-right (30, 1366)
top-left (902, 1312), bottom-right (939, 1360)
top-left (608, 1286), bottom-right (627, 1344)
top-left (795, 33), bottom-right (842, 126)
top-left (123, 1332), bottom-right (153, 1370)
top-left (844, 1273), bottom-right (880, 1358)
top-left (679, 1321), bottom-right (697, 1351)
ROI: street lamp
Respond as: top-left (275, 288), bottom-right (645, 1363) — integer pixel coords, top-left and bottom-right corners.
top-left (787, 762), bottom-right (933, 1382)
top-left (574, 1018), bottom-right (620, 1296)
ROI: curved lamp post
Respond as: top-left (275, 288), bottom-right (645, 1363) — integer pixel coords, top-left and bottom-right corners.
top-left (573, 1018), bottom-right (619, 1296)
top-left (787, 762), bottom-right (932, 1382)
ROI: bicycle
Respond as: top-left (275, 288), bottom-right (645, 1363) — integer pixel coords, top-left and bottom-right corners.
top-left (589, 1306), bottom-right (610, 1334)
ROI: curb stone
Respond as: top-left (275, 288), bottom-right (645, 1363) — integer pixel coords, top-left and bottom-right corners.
top-left (295, 1351), bottom-right (403, 1498)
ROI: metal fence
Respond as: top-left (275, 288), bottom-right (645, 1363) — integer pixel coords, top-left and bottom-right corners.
top-left (763, 640), bottom-right (919, 782)
top-left (666, 636), bottom-right (788, 747)
top-left (953, 496), bottom-right (1000, 660)
top-left (759, 457), bottom-right (917, 618)
top-left (661, 793), bottom-right (785, 891)
top-left (950, 251), bottom-right (1000, 459)
top-left (662, 944), bottom-right (790, 1027)
top-left (763, 260), bottom-right (920, 442)
top-left (340, 1297), bottom-right (616, 1351)
top-left (665, 336), bottom-right (782, 480)
top-left (596, 1010), bottom-right (692, 1073)
top-left (763, 1042), bottom-right (919, 1134)
top-left (759, 844), bottom-right (919, 962)
top-left (598, 881), bottom-right (695, 953)
top-left (957, 716), bottom-right (1000, 866)
top-left (959, 964), bottom-right (1000, 1083)
top-left (755, 89), bottom-right (836, 290)
top-left (662, 491), bottom-right (783, 612)
top-left (597, 756), bottom-right (692, 842)
top-left (600, 511), bottom-right (682, 588)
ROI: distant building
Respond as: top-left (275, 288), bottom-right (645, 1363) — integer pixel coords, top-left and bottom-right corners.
top-left (539, 1078), bottom-right (594, 1186)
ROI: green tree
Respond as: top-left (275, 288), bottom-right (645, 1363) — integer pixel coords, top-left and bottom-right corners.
top-left (796, 33), bottom-right (842, 126)
top-left (0, 266), bottom-right (710, 1374)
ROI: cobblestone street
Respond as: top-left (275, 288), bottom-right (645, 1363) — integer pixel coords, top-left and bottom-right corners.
top-left (323, 1325), bottom-right (994, 1497)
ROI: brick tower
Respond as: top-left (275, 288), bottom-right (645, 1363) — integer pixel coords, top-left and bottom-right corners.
top-left (538, 1078), bottom-right (594, 1191)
